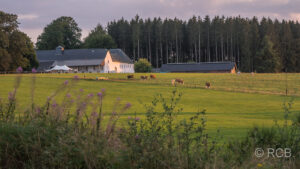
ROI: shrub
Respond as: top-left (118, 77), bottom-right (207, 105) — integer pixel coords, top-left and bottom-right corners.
top-left (134, 58), bottom-right (152, 73)
top-left (224, 97), bottom-right (300, 169)
top-left (121, 90), bottom-right (222, 169)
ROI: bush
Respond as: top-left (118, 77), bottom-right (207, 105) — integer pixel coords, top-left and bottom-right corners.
top-left (224, 99), bottom-right (300, 169)
top-left (134, 58), bottom-right (152, 72)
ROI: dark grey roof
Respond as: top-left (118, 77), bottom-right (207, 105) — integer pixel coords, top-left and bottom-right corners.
top-left (53, 59), bottom-right (103, 66)
top-left (37, 61), bottom-right (55, 72)
top-left (36, 48), bottom-right (108, 70)
top-left (36, 48), bottom-right (108, 62)
top-left (109, 49), bottom-right (133, 64)
top-left (160, 62), bottom-right (236, 72)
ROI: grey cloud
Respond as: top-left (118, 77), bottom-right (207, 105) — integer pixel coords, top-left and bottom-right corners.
top-left (219, 0), bottom-right (300, 19)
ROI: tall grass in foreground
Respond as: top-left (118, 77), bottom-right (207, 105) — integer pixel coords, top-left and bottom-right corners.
top-left (0, 70), bottom-right (299, 169)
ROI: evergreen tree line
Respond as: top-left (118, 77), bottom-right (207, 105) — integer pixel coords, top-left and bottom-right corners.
top-left (107, 15), bottom-right (300, 72)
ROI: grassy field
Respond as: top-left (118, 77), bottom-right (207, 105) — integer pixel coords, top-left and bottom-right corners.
top-left (0, 73), bottom-right (300, 140)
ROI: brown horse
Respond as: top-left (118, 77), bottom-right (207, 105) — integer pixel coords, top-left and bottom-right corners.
top-left (205, 82), bottom-right (211, 88)
top-left (140, 75), bottom-right (148, 80)
top-left (127, 75), bottom-right (134, 79)
top-left (150, 74), bottom-right (156, 79)
top-left (172, 79), bottom-right (184, 86)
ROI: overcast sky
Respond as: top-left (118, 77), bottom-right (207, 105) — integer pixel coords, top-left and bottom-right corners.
top-left (1, 0), bottom-right (300, 43)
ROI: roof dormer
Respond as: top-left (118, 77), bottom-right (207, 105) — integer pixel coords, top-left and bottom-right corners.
top-left (56, 46), bottom-right (65, 55)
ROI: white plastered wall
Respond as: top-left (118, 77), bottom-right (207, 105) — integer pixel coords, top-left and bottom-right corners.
top-left (103, 51), bottom-right (134, 73)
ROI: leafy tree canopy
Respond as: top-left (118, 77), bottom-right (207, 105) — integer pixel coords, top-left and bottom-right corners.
top-left (36, 16), bottom-right (82, 50)
top-left (134, 58), bottom-right (152, 72)
top-left (0, 11), bottom-right (38, 71)
top-left (83, 24), bottom-right (116, 49)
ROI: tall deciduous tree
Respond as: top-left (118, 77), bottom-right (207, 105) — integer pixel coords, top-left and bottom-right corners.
top-left (36, 16), bottom-right (82, 50)
top-left (0, 11), bottom-right (38, 71)
top-left (83, 24), bottom-right (116, 49)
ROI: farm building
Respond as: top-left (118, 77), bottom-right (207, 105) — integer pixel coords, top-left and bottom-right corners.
top-left (160, 62), bottom-right (236, 73)
top-left (36, 46), bottom-right (134, 73)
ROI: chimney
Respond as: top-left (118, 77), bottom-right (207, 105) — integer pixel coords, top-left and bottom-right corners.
top-left (56, 46), bottom-right (64, 55)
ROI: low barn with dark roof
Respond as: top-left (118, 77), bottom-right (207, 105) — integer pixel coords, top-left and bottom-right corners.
top-left (160, 62), bottom-right (236, 73)
top-left (36, 46), bottom-right (134, 73)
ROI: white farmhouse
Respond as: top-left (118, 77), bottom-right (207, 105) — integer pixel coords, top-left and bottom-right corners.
top-left (103, 49), bottom-right (134, 73)
top-left (36, 46), bottom-right (134, 73)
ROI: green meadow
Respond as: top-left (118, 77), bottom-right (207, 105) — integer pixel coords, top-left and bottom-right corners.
top-left (0, 73), bottom-right (299, 140)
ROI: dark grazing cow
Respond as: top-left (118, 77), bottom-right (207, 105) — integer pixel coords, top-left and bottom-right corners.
top-left (127, 75), bottom-right (134, 79)
top-left (140, 75), bottom-right (148, 80)
top-left (205, 82), bottom-right (211, 88)
top-left (172, 79), bottom-right (184, 86)
top-left (150, 74), bottom-right (156, 79)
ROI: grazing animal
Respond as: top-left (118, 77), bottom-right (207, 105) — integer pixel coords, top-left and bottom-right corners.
top-left (150, 74), bottom-right (156, 79)
top-left (205, 82), bottom-right (211, 88)
top-left (97, 77), bottom-right (108, 80)
top-left (127, 75), bottom-right (134, 79)
top-left (172, 79), bottom-right (184, 86)
top-left (140, 75), bottom-right (148, 80)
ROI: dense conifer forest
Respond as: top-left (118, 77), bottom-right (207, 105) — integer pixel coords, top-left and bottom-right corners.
top-left (107, 15), bottom-right (300, 72)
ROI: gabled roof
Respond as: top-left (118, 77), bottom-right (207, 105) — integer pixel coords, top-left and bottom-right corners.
top-left (36, 48), bottom-right (108, 62)
top-left (160, 62), bottom-right (236, 72)
top-left (109, 49), bottom-right (133, 64)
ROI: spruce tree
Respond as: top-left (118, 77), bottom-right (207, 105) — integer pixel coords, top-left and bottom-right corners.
top-left (255, 36), bottom-right (281, 72)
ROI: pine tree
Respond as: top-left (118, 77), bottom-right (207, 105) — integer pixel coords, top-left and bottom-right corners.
top-left (255, 35), bottom-right (281, 73)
